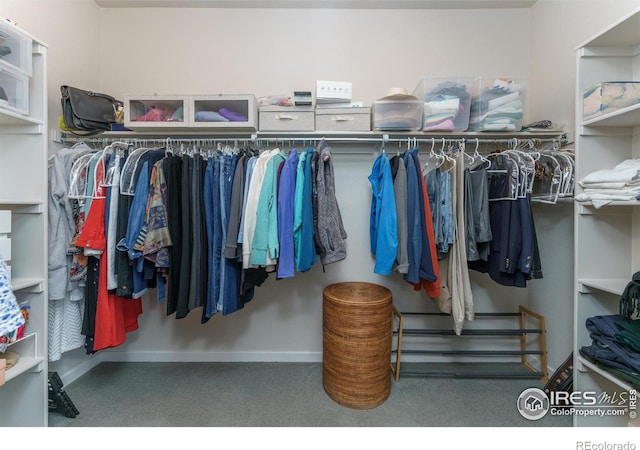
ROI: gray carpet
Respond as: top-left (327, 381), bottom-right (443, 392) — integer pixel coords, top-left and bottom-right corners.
top-left (48, 362), bottom-right (571, 427)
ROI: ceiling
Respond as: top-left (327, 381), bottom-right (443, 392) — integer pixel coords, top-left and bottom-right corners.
top-left (94, 0), bottom-right (537, 9)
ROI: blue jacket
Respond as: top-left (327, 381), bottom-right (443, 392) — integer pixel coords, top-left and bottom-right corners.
top-left (402, 151), bottom-right (422, 283)
top-left (369, 153), bottom-right (397, 275)
top-left (276, 149), bottom-right (299, 278)
top-left (297, 147), bottom-right (317, 272)
top-left (409, 148), bottom-right (437, 283)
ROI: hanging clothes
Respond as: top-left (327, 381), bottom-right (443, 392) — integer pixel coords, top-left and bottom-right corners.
top-left (425, 166), bottom-right (454, 259)
top-left (176, 153), bottom-right (193, 318)
top-left (188, 152), bottom-right (207, 315)
top-left (47, 143), bottom-right (89, 361)
top-left (243, 149), bottom-right (278, 270)
top-left (468, 152), bottom-right (543, 288)
top-left (276, 149), bottom-right (299, 279)
top-left (435, 149), bottom-right (473, 334)
top-left (203, 152), bottom-right (220, 320)
top-left (314, 140), bottom-right (348, 266)
top-left (297, 147), bottom-right (317, 272)
top-left (162, 153), bottom-right (183, 316)
top-left (220, 150), bottom-right (241, 315)
top-left (464, 162), bottom-right (492, 263)
top-left (251, 149), bottom-right (287, 270)
top-left (390, 154), bottom-right (409, 274)
top-left (223, 151), bottom-right (251, 311)
top-left (53, 137), bottom-right (351, 344)
top-left (368, 152), bottom-right (397, 275)
top-left (76, 154), bottom-right (142, 352)
top-left (404, 147), bottom-right (439, 297)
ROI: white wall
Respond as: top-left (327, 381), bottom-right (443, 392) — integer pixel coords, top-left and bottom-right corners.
top-left (98, 8), bottom-right (532, 106)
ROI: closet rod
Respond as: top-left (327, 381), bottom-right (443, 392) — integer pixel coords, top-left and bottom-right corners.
top-left (59, 135), bottom-right (565, 147)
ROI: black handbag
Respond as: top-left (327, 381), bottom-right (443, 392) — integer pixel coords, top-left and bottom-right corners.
top-left (60, 85), bottom-right (121, 135)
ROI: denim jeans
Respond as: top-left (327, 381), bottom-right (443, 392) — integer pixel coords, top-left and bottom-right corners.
top-left (203, 157), bottom-right (217, 318)
top-left (221, 152), bottom-right (240, 315)
top-left (204, 154), bottom-right (222, 319)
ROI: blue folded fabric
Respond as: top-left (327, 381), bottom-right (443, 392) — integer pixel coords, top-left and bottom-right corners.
top-left (586, 314), bottom-right (621, 337)
top-left (194, 110), bottom-right (229, 122)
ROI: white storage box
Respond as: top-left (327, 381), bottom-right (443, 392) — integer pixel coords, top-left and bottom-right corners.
top-left (124, 95), bottom-right (188, 129)
top-left (468, 77), bottom-right (527, 132)
top-left (259, 106), bottom-right (315, 131)
top-left (372, 100), bottom-right (423, 131)
top-left (0, 67), bottom-right (28, 115)
top-left (0, 19), bottom-right (32, 77)
top-left (0, 237), bottom-right (11, 261)
top-left (413, 76), bottom-right (473, 132)
top-left (316, 80), bottom-right (352, 103)
top-left (190, 94), bottom-right (257, 130)
top-left (315, 107), bottom-right (370, 132)
top-left (0, 211), bottom-right (11, 234)
top-left (583, 82), bottom-right (640, 120)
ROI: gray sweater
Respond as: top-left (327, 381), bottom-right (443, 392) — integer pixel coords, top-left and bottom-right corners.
top-left (314, 140), bottom-right (347, 265)
top-left (48, 145), bottom-right (87, 300)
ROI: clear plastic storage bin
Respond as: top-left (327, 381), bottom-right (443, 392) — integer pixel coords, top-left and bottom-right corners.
top-left (413, 76), bottom-right (473, 132)
top-left (124, 95), bottom-right (188, 129)
top-left (190, 94), bottom-right (257, 130)
top-left (0, 19), bottom-right (33, 77)
top-left (372, 100), bottom-right (423, 131)
top-left (468, 77), bottom-right (527, 132)
top-left (0, 68), bottom-right (28, 115)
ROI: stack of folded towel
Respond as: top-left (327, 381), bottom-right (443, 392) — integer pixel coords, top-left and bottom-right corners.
top-left (575, 159), bottom-right (640, 208)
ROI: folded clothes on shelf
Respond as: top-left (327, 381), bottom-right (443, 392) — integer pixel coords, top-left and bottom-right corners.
top-left (0, 350), bottom-right (18, 370)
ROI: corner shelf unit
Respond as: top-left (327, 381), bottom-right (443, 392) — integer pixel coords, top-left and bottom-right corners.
top-left (574, 6), bottom-right (640, 428)
top-left (0, 23), bottom-right (48, 427)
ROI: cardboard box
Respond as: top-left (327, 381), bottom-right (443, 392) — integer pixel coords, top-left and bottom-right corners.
top-left (315, 107), bottom-right (370, 132)
top-left (259, 106), bottom-right (315, 131)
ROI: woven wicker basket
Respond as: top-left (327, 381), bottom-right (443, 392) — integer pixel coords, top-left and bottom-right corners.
top-left (322, 282), bottom-right (393, 409)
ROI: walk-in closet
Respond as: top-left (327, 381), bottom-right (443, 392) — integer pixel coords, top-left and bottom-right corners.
top-left (1, 0), bottom-right (640, 438)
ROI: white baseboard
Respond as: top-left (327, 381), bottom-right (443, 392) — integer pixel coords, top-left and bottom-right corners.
top-left (56, 353), bottom-right (105, 385)
top-left (99, 351), bottom-right (323, 363)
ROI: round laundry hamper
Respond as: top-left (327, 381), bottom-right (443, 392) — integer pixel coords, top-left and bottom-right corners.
top-left (322, 281), bottom-right (393, 409)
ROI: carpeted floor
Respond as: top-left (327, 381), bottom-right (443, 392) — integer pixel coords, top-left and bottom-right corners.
top-left (48, 362), bottom-right (571, 427)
